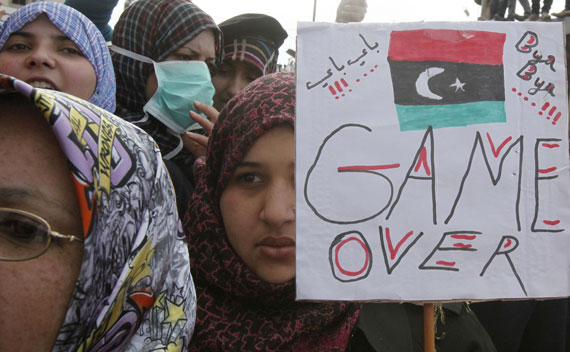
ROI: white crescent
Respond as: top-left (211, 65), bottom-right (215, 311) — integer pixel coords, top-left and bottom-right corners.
top-left (415, 67), bottom-right (444, 100)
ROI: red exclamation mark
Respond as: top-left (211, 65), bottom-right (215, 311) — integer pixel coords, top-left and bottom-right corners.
top-left (329, 85), bottom-right (339, 99)
top-left (334, 81), bottom-right (343, 93)
top-left (552, 111), bottom-right (562, 125)
top-left (539, 102), bottom-right (549, 116)
top-left (547, 106), bottom-right (557, 120)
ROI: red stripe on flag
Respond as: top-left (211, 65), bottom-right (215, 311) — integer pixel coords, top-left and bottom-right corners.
top-left (388, 29), bottom-right (506, 65)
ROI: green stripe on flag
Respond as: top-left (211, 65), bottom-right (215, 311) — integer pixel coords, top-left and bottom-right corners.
top-left (396, 101), bottom-right (506, 131)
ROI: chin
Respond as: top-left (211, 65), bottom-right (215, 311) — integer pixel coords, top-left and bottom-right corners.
top-left (258, 270), bottom-right (295, 284)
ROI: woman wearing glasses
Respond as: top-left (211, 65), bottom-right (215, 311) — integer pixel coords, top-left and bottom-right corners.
top-left (0, 75), bottom-right (195, 351)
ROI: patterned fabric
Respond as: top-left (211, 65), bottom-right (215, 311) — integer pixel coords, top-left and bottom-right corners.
top-left (222, 37), bottom-right (279, 75)
top-left (0, 2), bottom-right (116, 112)
top-left (112, 0), bottom-right (221, 166)
top-left (219, 14), bottom-right (287, 75)
top-left (0, 74), bottom-right (195, 352)
top-left (184, 72), bottom-right (361, 351)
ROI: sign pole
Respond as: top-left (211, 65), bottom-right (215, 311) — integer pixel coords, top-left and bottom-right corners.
top-left (423, 303), bottom-right (435, 352)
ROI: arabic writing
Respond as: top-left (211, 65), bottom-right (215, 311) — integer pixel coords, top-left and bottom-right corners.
top-left (305, 33), bottom-right (380, 91)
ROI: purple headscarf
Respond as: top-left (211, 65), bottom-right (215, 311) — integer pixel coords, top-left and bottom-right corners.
top-left (0, 2), bottom-right (116, 112)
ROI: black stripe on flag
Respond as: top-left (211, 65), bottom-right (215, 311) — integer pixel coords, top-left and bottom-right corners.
top-left (389, 59), bottom-right (505, 106)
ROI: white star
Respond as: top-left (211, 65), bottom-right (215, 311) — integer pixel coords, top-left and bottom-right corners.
top-left (450, 78), bottom-right (466, 92)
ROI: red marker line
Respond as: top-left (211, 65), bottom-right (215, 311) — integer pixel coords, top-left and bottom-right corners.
top-left (543, 220), bottom-right (561, 226)
top-left (334, 81), bottom-right (343, 93)
top-left (538, 167), bottom-right (557, 174)
top-left (450, 234), bottom-right (477, 240)
top-left (338, 164), bottom-right (400, 172)
top-left (453, 243), bottom-right (472, 249)
top-left (542, 143), bottom-right (560, 149)
top-left (386, 228), bottom-right (414, 260)
top-left (487, 133), bottom-right (512, 158)
top-left (436, 260), bottom-right (456, 267)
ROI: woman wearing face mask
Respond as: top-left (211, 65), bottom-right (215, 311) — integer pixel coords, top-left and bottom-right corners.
top-left (0, 1), bottom-right (116, 112)
top-left (184, 72), bottom-right (497, 351)
top-left (0, 74), bottom-right (194, 351)
top-left (111, 0), bottom-right (221, 213)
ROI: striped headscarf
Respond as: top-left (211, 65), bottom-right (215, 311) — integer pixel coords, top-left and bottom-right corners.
top-left (219, 14), bottom-right (287, 75)
top-left (112, 0), bottom-right (221, 118)
top-left (185, 72), bottom-right (361, 351)
top-left (0, 2), bottom-right (116, 112)
top-left (0, 74), bottom-right (195, 351)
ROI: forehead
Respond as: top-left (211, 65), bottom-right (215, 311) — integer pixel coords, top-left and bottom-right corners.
top-left (0, 98), bottom-right (73, 211)
top-left (178, 30), bottom-right (216, 56)
top-left (15, 14), bottom-right (62, 35)
top-left (242, 126), bottom-right (294, 160)
top-left (221, 59), bottom-right (261, 75)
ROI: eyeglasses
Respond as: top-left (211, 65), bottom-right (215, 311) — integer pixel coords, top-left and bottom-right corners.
top-left (0, 207), bottom-right (83, 262)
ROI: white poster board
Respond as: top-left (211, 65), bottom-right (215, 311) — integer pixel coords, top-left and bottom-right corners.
top-left (296, 21), bottom-right (570, 301)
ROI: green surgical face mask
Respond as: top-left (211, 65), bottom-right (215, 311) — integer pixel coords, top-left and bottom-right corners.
top-left (110, 45), bottom-right (215, 134)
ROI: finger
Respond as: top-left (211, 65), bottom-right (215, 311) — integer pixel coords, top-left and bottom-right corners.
top-left (181, 132), bottom-right (208, 158)
top-left (193, 101), bottom-right (220, 125)
top-left (183, 131), bottom-right (209, 147)
top-left (189, 111), bottom-right (214, 134)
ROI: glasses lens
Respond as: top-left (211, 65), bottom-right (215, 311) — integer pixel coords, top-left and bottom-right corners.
top-left (0, 209), bottom-right (49, 260)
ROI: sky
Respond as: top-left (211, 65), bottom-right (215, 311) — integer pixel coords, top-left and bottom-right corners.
top-left (111, 0), bottom-right (567, 65)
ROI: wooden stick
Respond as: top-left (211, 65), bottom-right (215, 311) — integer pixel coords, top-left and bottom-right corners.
top-left (423, 303), bottom-right (435, 352)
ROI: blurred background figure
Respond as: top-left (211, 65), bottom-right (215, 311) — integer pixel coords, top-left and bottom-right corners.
top-left (527, 0), bottom-right (553, 19)
top-left (552, 0), bottom-right (570, 16)
top-left (212, 13), bottom-right (287, 110)
top-left (64, 0), bottom-right (119, 41)
top-left (336, 0), bottom-right (367, 23)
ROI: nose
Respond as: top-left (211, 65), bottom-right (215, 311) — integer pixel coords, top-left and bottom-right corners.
top-left (25, 47), bottom-right (56, 69)
top-left (227, 74), bottom-right (250, 98)
top-left (260, 180), bottom-right (295, 228)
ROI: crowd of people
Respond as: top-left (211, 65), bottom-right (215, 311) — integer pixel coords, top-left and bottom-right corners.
top-left (0, 0), bottom-right (567, 351)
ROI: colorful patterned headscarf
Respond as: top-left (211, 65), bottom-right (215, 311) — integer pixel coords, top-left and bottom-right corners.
top-left (0, 74), bottom-right (195, 352)
top-left (184, 72), bottom-right (361, 351)
top-left (0, 2), bottom-right (116, 112)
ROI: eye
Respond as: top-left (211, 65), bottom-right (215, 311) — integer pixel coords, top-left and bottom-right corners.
top-left (0, 218), bottom-right (42, 244)
top-left (239, 173), bottom-right (262, 184)
top-left (172, 53), bottom-right (193, 61)
top-left (4, 42), bottom-right (30, 51)
top-left (61, 46), bottom-right (84, 57)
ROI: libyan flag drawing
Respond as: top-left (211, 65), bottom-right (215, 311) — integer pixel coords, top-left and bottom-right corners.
top-left (388, 29), bottom-right (507, 131)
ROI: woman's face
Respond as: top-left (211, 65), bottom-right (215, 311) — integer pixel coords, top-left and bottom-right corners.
top-left (0, 100), bottom-right (84, 351)
top-left (0, 15), bottom-right (97, 101)
top-left (145, 29), bottom-right (216, 100)
top-left (220, 126), bottom-right (296, 284)
top-left (212, 59), bottom-right (260, 110)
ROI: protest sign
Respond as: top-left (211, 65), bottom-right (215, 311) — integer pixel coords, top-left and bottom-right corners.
top-left (296, 21), bottom-right (570, 301)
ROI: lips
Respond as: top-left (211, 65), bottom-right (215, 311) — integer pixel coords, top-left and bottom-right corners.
top-left (258, 237), bottom-right (295, 247)
top-left (257, 236), bottom-right (295, 259)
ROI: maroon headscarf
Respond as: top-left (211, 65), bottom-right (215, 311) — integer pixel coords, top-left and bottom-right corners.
top-left (184, 72), bottom-right (361, 351)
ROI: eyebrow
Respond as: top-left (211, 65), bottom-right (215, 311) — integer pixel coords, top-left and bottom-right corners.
top-left (0, 186), bottom-right (65, 209)
top-left (235, 160), bottom-right (296, 169)
top-left (176, 47), bottom-right (216, 61)
top-left (235, 161), bottom-right (262, 168)
top-left (9, 31), bottom-right (73, 43)
top-left (0, 186), bottom-right (34, 201)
